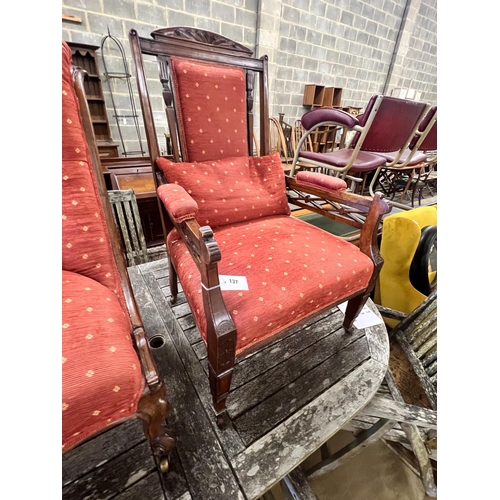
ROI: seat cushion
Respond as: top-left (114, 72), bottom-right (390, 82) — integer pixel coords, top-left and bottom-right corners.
top-left (300, 149), bottom-right (387, 172)
top-left (167, 215), bottom-right (374, 354)
top-left (295, 171), bottom-right (348, 191)
top-left (170, 56), bottom-right (249, 162)
top-left (157, 152), bottom-right (290, 228)
top-left (375, 149), bottom-right (427, 166)
top-left (62, 270), bottom-right (144, 451)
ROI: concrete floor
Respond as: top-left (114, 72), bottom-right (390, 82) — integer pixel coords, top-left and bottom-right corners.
top-left (269, 430), bottom-right (434, 500)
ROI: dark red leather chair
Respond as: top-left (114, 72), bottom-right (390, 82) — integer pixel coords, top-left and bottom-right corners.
top-left (289, 95), bottom-right (430, 197)
top-left (373, 106), bottom-right (437, 207)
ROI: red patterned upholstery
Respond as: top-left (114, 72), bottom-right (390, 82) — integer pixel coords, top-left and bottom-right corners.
top-left (167, 216), bottom-right (374, 354)
top-left (295, 171), bottom-right (348, 192)
top-left (157, 183), bottom-right (199, 223)
top-left (62, 40), bottom-right (144, 451)
top-left (157, 152), bottom-right (290, 228)
top-left (62, 41), bottom-right (126, 311)
top-left (170, 57), bottom-right (248, 162)
top-left (62, 271), bottom-right (144, 451)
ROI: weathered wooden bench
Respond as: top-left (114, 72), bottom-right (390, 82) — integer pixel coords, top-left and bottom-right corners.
top-left (107, 188), bottom-right (149, 266)
top-left (304, 290), bottom-right (437, 497)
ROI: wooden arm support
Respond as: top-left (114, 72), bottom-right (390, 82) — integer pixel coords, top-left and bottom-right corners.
top-left (286, 175), bottom-right (390, 271)
top-left (166, 209), bottom-right (237, 416)
top-left (133, 325), bottom-right (161, 390)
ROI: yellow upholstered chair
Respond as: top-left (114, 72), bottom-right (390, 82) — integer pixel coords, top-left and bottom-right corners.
top-left (374, 205), bottom-right (437, 327)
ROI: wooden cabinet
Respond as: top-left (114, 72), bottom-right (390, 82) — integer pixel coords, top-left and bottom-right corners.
top-left (302, 84), bottom-right (363, 119)
top-left (67, 42), bottom-right (119, 158)
top-left (303, 84), bottom-right (343, 108)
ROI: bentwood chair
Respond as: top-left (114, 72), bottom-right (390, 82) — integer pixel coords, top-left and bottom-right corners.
top-left (129, 26), bottom-right (391, 422)
top-left (289, 96), bottom-right (430, 196)
top-left (62, 41), bottom-right (174, 470)
top-left (269, 116), bottom-right (291, 169)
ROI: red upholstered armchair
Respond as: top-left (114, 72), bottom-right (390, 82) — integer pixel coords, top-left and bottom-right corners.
top-left (129, 27), bottom-right (391, 422)
top-left (62, 41), bottom-right (174, 469)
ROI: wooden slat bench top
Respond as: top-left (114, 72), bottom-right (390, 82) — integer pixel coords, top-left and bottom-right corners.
top-left (62, 257), bottom-right (390, 500)
top-left (131, 258), bottom-right (389, 499)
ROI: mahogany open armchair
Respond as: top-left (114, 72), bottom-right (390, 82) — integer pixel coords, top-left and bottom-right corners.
top-left (62, 41), bottom-right (174, 469)
top-left (129, 27), bottom-right (391, 422)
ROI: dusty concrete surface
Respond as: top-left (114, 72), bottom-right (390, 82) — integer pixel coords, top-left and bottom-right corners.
top-left (268, 430), bottom-right (434, 500)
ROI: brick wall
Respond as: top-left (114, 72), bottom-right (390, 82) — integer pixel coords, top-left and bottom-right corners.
top-left (62, 0), bottom-right (437, 156)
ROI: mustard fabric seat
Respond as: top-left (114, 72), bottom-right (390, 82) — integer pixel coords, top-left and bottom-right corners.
top-left (375, 205), bottom-right (437, 327)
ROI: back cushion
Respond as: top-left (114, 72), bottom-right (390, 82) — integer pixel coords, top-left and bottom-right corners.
top-left (170, 57), bottom-right (249, 162)
top-left (62, 41), bottom-right (126, 307)
top-left (157, 152), bottom-right (290, 228)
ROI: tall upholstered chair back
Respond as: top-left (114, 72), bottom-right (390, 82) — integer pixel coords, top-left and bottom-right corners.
top-left (352, 95), bottom-right (429, 153)
top-left (62, 49), bottom-right (127, 309)
top-left (409, 106), bottom-right (437, 152)
top-left (62, 40), bottom-right (173, 468)
top-left (169, 56), bottom-right (251, 162)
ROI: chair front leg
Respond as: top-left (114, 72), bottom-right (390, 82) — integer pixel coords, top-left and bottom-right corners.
top-left (168, 255), bottom-right (178, 304)
top-left (343, 291), bottom-right (371, 330)
top-left (206, 318), bottom-right (237, 421)
top-left (198, 226), bottom-right (238, 424)
top-left (136, 383), bottom-right (175, 472)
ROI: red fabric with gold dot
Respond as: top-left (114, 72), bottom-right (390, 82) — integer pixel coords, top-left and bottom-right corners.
top-left (170, 56), bottom-right (249, 161)
top-left (157, 152), bottom-right (290, 228)
top-left (167, 216), bottom-right (374, 354)
top-left (295, 171), bottom-right (348, 192)
top-left (62, 41), bottom-right (127, 312)
top-left (62, 271), bottom-right (144, 451)
top-left (156, 183), bottom-right (199, 223)
top-left (62, 40), bottom-right (142, 451)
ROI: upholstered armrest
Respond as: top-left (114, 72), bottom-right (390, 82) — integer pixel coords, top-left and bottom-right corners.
top-left (286, 174), bottom-right (391, 265)
top-left (295, 171), bottom-right (348, 192)
top-left (157, 183), bottom-right (199, 224)
top-left (301, 108), bottom-right (359, 131)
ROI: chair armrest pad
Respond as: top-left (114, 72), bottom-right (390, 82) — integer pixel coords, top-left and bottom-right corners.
top-left (295, 171), bottom-right (347, 192)
top-left (301, 108), bottom-right (359, 131)
top-left (157, 183), bottom-right (198, 223)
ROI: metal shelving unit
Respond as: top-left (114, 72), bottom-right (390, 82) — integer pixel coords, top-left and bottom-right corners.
top-left (100, 30), bottom-right (146, 157)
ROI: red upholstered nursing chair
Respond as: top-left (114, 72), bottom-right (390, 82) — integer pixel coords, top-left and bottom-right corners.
top-left (61, 40), bottom-right (174, 469)
top-left (129, 27), bottom-right (391, 422)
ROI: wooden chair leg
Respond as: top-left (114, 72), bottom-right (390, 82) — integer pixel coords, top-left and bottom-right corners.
top-left (206, 318), bottom-right (238, 424)
top-left (305, 419), bottom-right (395, 479)
top-left (399, 422), bottom-right (437, 497)
top-left (168, 255), bottom-right (178, 304)
top-left (343, 292), bottom-right (370, 330)
top-left (281, 467), bottom-right (319, 500)
top-left (136, 383), bottom-right (175, 473)
top-left (208, 328), bottom-right (236, 427)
